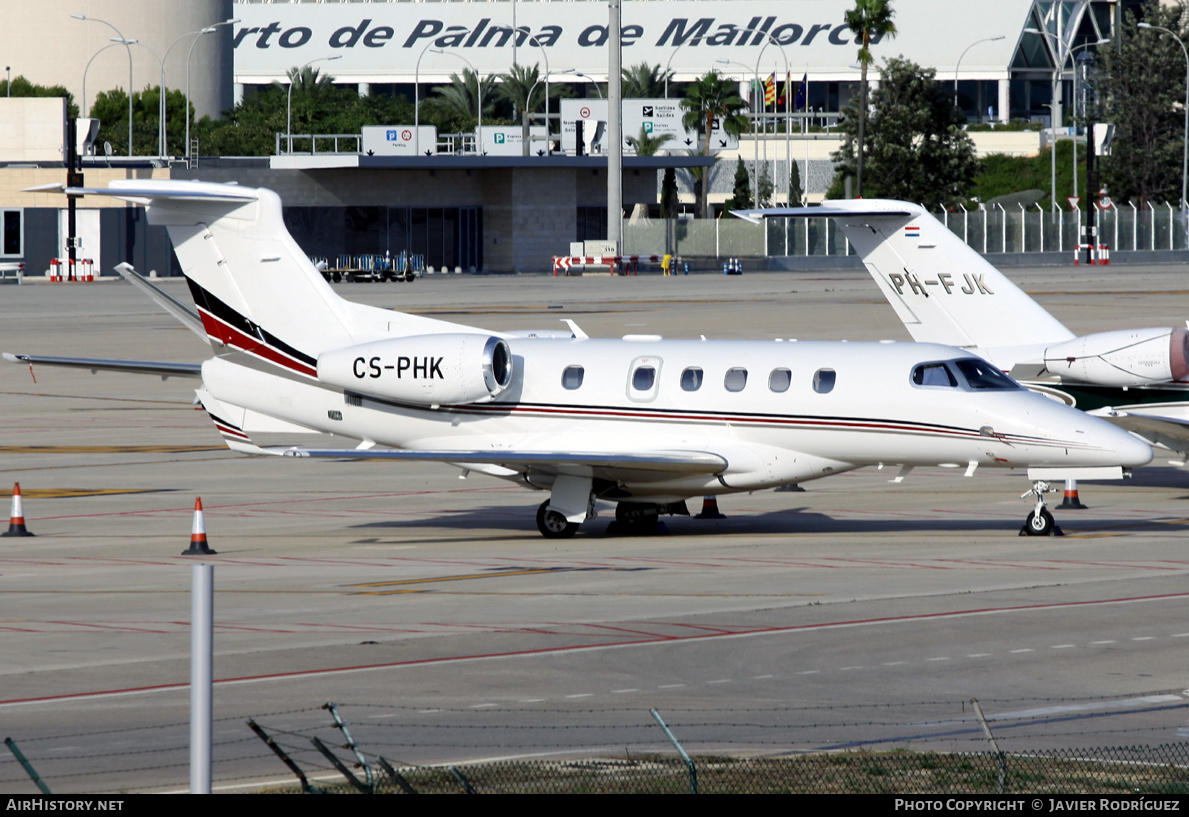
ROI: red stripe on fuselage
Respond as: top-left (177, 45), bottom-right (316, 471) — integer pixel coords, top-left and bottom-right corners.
top-left (197, 309), bottom-right (317, 378)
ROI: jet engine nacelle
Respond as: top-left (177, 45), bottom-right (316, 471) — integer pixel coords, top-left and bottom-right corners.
top-left (1043, 327), bottom-right (1189, 387)
top-left (317, 333), bottom-right (513, 406)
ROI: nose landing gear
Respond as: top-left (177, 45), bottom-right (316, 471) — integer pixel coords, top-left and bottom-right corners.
top-left (1020, 480), bottom-right (1064, 537)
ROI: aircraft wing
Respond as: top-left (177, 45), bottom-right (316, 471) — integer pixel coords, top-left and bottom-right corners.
top-left (1089, 408), bottom-right (1189, 459)
top-left (270, 446), bottom-right (729, 475)
top-left (3, 352), bottom-right (202, 379)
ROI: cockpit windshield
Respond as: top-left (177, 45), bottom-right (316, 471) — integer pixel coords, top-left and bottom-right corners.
top-left (911, 358), bottom-right (1020, 391)
top-left (952, 358), bottom-right (1020, 390)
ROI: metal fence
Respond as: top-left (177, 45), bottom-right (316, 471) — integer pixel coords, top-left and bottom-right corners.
top-left (7, 696), bottom-right (1189, 793)
top-left (293, 745), bottom-right (1189, 794)
top-left (623, 203), bottom-right (1189, 259)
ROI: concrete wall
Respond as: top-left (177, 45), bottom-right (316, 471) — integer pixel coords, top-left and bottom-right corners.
top-left (0, 0), bottom-right (234, 120)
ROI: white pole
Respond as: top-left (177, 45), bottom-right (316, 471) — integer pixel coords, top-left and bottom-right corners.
top-left (190, 564), bottom-right (214, 794)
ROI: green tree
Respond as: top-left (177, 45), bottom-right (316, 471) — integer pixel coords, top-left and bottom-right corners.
top-left (757, 164), bottom-right (774, 207)
top-left (431, 68), bottom-right (499, 130)
top-left (622, 62), bottom-right (672, 98)
top-left (788, 159), bottom-right (804, 205)
top-left (724, 158), bottom-right (752, 212)
top-left (680, 70), bottom-right (749, 217)
top-left (831, 57), bottom-right (977, 208)
top-left (1, 76), bottom-right (78, 118)
top-left (1097, 0), bottom-right (1189, 206)
top-left (626, 124), bottom-right (668, 156)
top-left (90, 85), bottom-right (190, 156)
top-left (845, 0), bottom-right (898, 197)
top-left (660, 167), bottom-right (680, 217)
top-left (496, 63), bottom-right (544, 116)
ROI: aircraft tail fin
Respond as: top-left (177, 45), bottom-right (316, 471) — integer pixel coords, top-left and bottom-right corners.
top-left (46, 180), bottom-right (471, 379)
top-left (736, 200), bottom-right (1075, 348)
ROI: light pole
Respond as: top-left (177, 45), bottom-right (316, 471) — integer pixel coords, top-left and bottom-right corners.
top-left (718, 58), bottom-right (760, 207)
top-left (1025, 27), bottom-right (1070, 210)
top-left (127, 41), bottom-right (163, 156)
top-left (751, 34), bottom-right (789, 210)
top-left (574, 72), bottom-right (603, 99)
top-left (286, 55), bottom-right (340, 154)
top-left (72, 15), bottom-right (135, 157)
top-left (1067, 40), bottom-right (1110, 200)
top-left (1138, 22), bottom-right (1189, 240)
top-left (492, 26), bottom-right (552, 155)
top-left (663, 42), bottom-right (687, 99)
top-left (171, 19), bottom-right (238, 161)
top-left (433, 49), bottom-right (482, 153)
top-left (953, 36), bottom-right (1005, 115)
top-left (81, 42), bottom-right (122, 121)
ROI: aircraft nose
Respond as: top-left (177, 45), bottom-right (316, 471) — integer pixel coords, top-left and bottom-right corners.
top-left (1104, 423), bottom-right (1155, 468)
top-left (1062, 408), bottom-right (1153, 468)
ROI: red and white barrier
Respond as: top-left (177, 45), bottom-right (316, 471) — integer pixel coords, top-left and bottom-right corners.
top-left (552, 255), bottom-right (664, 276)
top-left (1073, 244), bottom-right (1110, 265)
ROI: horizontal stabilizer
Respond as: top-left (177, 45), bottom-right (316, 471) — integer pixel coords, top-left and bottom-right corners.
top-left (24, 181), bottom-right (257, 204)
top-left (113, 263), bottom-right (207, 340)
top-left (3, 352), bottom-right (201, 379)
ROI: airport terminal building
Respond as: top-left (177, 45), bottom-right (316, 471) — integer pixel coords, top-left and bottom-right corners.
top-left (0, 0), bottom-right (1145, 274)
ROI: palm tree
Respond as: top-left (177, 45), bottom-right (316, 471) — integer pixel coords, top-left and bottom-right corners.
top-left (846, 0), bottom-right (897, 197)
top-left (433, 68), bottom-right (498, 129)
top-left (622, 62), bottom-right (672, 99)
top-left (680, 70), bottom-right (749, 217)
top-left (496, 63), bottom-right (544, 116)
top-left (625, 125), bottom-right (669, 157)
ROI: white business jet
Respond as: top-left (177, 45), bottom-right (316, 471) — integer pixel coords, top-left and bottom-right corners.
top-left (733, 199), bottom-right (1189, 466)
top-left (7, 181), bottom-right (1151, 538)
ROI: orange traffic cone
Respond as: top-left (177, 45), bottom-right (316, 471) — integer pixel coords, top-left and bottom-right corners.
top-left (1058, 479), bottom-right (1088, 510)
top-left (181, 497), bottom-right (217, 555)
top-left (695, 495), bottom-right (726, 519)
top-left (2, 482), bottom-right (34, 537)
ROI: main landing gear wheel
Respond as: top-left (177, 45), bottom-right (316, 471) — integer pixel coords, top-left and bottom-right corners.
top-left (536, 500), bottom-right (578, 539)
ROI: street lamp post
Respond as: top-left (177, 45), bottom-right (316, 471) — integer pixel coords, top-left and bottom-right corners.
top-left (171, 19), bottom-right (238, 162)
top-left (72, 15), bottom-right (135, 157)
top-left (751, 35), bottom-right (789, 210)
top-left (433, 49), bottom-right (482, 153)
top-left (491, 26), bottom-right (552, 156)
top-left (574, 72), bottom-right (603, 99)
top-left (663, 42), bottom-right (687, 99)
top-left (127, 41), bottom-right (163, 156)
top-left (718, 58), bottom-right (760, 207)
top-left (953, 36), bottom-right (1005, 115)
top-left (1138, 22), bottom-right (1189, 243)
top-left (286, 55), bottom-right (340, 154)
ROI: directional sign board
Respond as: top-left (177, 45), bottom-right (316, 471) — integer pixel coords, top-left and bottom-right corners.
top-left (478, 126), bottom-right (549, 156)
top-left (560, 99), bottom-right (738, 154)
top-left (362, 125), bottom-right (439, 156)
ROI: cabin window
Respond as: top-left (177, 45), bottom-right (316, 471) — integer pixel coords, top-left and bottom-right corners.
top-left (768, 368), bottom-right (791, 393)
top-left (627, 356), bottom-right (662, 402)
top-left (953, 358), bottom-right (1019, 390)
top-left (632, 366), bottom-right (656, 391)
top-left (912, 362), bottom-right (958, 388)
top-left (562, 365), bottom-right (584, 390)
top-left (724, 367), bottom-right (748, 392)
top-left (681, 367), bottom-right (703, 391)
top-left (813, 368), bottom-right (836, 394)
